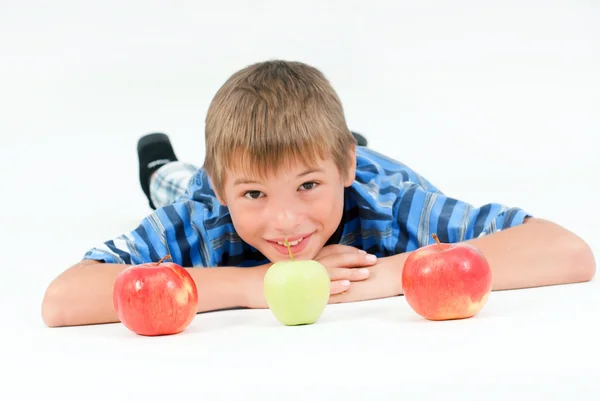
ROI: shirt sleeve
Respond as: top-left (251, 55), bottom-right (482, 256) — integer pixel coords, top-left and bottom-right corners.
top-left (389, 181), bottom-right (532, 254)
top-left (82, 201), bottom-right (210, 267)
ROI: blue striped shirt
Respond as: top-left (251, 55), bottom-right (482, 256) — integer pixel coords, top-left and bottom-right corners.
top-left (83, 147), bottom-right (531, 267)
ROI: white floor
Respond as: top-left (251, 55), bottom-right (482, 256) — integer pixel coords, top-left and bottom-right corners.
top-left (1, 1), bottom-right (599, 400)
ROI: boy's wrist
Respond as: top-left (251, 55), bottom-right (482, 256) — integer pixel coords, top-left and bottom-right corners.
top-left (240, 263), bottom-right (271, 309)
top-left (383, 252), bottom-right (409, 296)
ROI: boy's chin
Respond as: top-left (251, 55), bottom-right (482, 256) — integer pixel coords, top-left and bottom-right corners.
top-left (261, 246), bottom-right (319, 263)
top-left (266, 253), bottom-right (315, 263)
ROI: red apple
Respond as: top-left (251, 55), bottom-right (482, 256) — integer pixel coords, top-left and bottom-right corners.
top-left (113, 255), bottom-right (199, 336)
top-left (401, 234), bottom-right (492, 321)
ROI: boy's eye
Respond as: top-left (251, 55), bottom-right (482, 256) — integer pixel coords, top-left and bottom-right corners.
top-left (299, 182), bottom-right (318, 191)
top-left (244, 190), bottom-right (264, 199)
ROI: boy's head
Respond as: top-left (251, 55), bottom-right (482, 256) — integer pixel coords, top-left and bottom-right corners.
top-left (202, 60), bottom-right (357, 262)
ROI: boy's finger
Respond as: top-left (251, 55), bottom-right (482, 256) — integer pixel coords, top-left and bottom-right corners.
top-left (328, 266), bottom-right (370, 281)
top-left (318, 245), bottom-right (364, 259)
top-left (330, 280), bottom-right (351, 295)
top-left (324, 251), bottom-right (377, 270)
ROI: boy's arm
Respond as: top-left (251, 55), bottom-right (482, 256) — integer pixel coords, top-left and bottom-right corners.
top-left (330, 217), bottom-right (595, 304)
top-left (42, 260), bottom-right (270, 328)
top-left (459, 217), bottom-right (595, 291)
top-left (42, 199), bottom-right (276, 327)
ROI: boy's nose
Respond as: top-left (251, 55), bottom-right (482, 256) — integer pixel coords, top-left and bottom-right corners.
top-left (273, 207), bottom-right (303, 233)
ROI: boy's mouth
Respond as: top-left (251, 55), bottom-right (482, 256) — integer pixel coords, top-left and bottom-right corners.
top-left (276, 237), bottom-right (304, 247)
top-left (267, 233), bottom-right (313, 255)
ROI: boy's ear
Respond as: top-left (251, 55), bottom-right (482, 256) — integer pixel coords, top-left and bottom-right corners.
top-left (343, 145), bottom-right (357, 187)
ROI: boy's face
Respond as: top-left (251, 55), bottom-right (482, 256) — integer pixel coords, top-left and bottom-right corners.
top-left (216, 151), bottom-right (355, 263)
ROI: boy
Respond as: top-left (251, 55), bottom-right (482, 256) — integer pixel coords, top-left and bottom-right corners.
top-left (42, 60), bottom-right (595, 328)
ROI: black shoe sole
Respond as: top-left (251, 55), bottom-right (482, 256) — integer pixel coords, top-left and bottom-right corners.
top-left (137, 132), bottom-right (178, 210)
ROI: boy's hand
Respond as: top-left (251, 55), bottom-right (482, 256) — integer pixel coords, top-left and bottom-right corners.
top-left (328, 253), bottom-right (407, 305)
top-left (314, 244), bottom-right (377, 295)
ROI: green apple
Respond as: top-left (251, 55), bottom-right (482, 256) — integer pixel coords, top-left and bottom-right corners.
top-left (263, 243), bottom-right (330, 326)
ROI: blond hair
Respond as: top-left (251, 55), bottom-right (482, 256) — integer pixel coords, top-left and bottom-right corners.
top-left (203, 60), bottom-right (356, 196)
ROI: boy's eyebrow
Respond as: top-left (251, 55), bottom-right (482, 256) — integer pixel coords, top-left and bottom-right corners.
top-left (233, 168), bottom-right (324, 186)
top-left (297, 168), bottom-right (324, 177)
top-left (233, 177), bottom-right (261, 186)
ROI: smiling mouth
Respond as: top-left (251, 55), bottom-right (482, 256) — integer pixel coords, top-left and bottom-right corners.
top-left (275, 237), bottom-right (305, 247)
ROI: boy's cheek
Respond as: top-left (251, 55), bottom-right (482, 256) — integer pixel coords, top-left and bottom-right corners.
top-left (230, 207), bottom-right (266, 242)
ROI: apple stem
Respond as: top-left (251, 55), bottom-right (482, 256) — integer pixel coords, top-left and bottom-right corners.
top-left (431, 234), bottom-right (443, 251)
top-left (284, 239), bottom-right (294, 261)
top-left (158, 254), bottom-right (172, 265)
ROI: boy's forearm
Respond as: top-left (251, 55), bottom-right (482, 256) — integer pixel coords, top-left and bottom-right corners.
top-left (462, 217), bottom-right (595, 290)
top-left (332, 218), bottom-right (595, 305)
top-left (42, 260), bottom-right (270, 328)
top-left (190, 263), bottom-right (270, 312)
top-left (388, 217), bottom-right (595, 293)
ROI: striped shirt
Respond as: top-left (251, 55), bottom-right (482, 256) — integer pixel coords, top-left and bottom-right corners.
top-left (83, 147), bottom-right (531, 267)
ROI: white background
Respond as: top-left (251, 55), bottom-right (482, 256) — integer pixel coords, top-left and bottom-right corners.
top-left (1, 0), bottom-right (599, 400)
